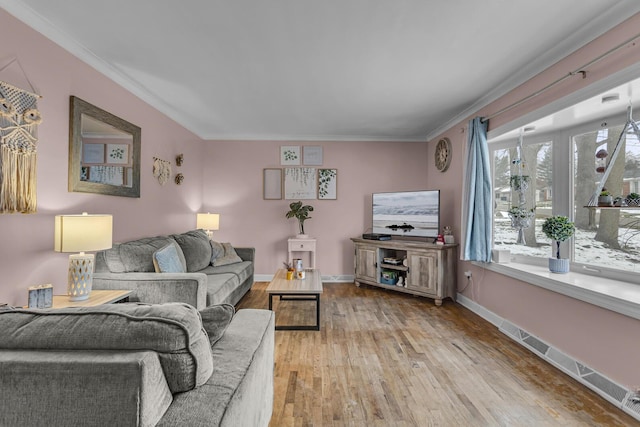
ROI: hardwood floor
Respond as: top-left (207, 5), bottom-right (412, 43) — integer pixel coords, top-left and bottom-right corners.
top-left (238, 282), bottom-right (638, 426)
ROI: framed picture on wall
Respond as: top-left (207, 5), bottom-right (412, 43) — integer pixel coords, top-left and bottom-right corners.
top-left (318, 168), bottom-right (337, 200)
top-left (303, 146), bottom-right (323, 165)
top-left (263, 168), bottom-right (283, 200)
top-left (284, 167), bottom-right (316, 199)
top-left (280, 146), bottom-right (301, 165)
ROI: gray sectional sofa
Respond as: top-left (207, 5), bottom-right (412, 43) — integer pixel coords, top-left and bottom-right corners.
top-left (0, 302), bottom-right (275, 426)
top-left (93, 229), bottom-right (254, 309)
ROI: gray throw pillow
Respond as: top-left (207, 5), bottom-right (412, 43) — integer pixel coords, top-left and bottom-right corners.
top-left (210, 240), bottom-right (224, 265)
top-left (153, 242), bottom-right (187, 273)
top-left (199, 304), bottom-right (235, 346)
top-left (171, 229), bottom-right (213, 272)
top-left (212, 242), bottom-right (243, 267)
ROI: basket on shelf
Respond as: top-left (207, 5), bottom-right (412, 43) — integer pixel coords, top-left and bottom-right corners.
top-left (625, 193), bottom-right (640, 206)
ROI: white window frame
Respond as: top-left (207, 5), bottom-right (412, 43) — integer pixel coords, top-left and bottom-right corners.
top-left (481, 64), bottom-right (640, 319)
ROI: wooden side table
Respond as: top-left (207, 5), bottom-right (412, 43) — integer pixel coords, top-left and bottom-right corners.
top-left (25, 290), bottom-right (132, 309)
top-left (288, 237), bottom-right (316, 269)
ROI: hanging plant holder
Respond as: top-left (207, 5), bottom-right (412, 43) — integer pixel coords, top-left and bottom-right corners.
top-left (508, 129), bottom-right (535, 244)
top-left (509, 175), bottom-right (530, 192)
top-left (587, 104), bottom-right (640, 206)
top-left (508, 206), bottom-right (535, 244)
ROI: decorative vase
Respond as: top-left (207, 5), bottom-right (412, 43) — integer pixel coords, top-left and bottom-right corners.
top-left (548, 257), bottom-right (570, 274)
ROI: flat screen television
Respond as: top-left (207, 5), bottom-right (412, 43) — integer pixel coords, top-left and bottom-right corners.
top-left (372, 190), bottom-right (440, 238)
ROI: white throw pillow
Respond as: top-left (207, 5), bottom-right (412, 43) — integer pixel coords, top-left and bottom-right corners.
top-left (153, 242), bottom-right (187, 273)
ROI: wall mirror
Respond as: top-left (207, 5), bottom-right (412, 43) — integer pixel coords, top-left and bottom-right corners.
top-left (69, 96), bottom-right (141, 197)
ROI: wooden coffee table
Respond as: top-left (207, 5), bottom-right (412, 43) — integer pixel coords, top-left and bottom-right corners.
top-left (266, 269), bottom-right (323, 331)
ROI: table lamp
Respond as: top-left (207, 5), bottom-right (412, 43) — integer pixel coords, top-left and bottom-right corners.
top-left (197, 212), bottom-right (220, 239)
top-left (54, 212), bottom-right (113, 301)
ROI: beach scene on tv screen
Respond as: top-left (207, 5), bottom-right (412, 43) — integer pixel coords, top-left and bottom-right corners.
top-left (372, 191), bottom-right (439, 237)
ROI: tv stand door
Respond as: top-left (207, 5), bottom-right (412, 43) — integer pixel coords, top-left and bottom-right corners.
top-left (354, 244), bottom-right (377, 284)
top-left (406, 251), bottom-right (438, 297)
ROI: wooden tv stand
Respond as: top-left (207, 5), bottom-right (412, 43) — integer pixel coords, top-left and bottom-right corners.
top-left (351, 238), bottom-right (458, 306)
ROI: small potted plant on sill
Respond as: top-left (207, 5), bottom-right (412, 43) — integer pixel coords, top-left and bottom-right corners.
top-left (598, 189), bottom-right (613, 207)
top-left (541, 215), bottom-right (575, 274)
top-left (285, 201), bottom-right (314, 238)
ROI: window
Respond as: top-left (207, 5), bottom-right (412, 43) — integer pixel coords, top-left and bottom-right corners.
top-left (572, 123), bottom-right (640, 273)
top-left (489, 88), bottom-right (640, 283)
top-left (492, 140), bottom-right (552, 259)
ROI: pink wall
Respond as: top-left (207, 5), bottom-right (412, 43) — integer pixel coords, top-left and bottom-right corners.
top-left (427, 12), bottom-right (640, 388)
top-left (202, 140), bottom-right (428, 276)
top-left (0, 10), bottom-right (206, 306)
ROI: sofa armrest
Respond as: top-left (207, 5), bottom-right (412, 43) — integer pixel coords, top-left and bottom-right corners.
top-left (157, 309), bottom-right (274, 427)
top-left (93, 272), bottom-right (208, 309)
top-left (234, 247), bottom-right (255, 263)
top-left (0, 350), bottom-right (172, 427)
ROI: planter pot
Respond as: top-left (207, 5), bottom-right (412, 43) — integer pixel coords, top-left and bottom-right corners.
top-left (548, 257), bottom-right (570, 274)
top-left (598, 195), bottom-right (613, 206)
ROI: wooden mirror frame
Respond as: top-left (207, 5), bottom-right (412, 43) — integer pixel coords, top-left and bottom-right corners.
top-left (69, 96), bottom-right (141, 197)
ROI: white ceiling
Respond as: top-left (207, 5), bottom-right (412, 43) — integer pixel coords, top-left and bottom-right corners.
top-left (2, 0), bottom-right (640, 141)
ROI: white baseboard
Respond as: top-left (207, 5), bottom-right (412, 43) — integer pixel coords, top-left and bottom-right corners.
top-left (455, 293), bottom-right (503, 327)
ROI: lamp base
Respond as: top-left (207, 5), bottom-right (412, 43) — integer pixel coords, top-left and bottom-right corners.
top-left (68, 253), bottom-right (95, 301)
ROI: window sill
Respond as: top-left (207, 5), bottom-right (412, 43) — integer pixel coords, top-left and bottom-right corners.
top-left (472, 261), bottom-right (640, 321)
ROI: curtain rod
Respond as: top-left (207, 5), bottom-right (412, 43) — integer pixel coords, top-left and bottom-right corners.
top-left (481, 31), bottom-right (640, 123)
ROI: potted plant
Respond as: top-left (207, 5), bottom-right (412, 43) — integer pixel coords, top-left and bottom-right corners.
top-left (285, 201), bottom-right (314, 238)
top-left (509, 175), bottom-right (530, 191)
top-left (598, 189), bottom-right (613, 207)
top-left (541, 215), bottom-right (575, 273)
top-left (507, 206), bottom-right (535, 228)
top-left (626, 192), bottom-right (640, 206)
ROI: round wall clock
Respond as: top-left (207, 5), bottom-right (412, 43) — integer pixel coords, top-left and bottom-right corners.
top-left (435, 137), bottom-right (452, 172)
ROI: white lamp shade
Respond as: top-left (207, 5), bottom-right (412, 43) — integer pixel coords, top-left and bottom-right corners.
top-left (54, 213), bottom-right (113, 253)
top-left (197, 213), bottom-right (220, 231)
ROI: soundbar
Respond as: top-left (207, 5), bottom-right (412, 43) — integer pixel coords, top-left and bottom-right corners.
top-left (362, 233), bottom-right (392, 241)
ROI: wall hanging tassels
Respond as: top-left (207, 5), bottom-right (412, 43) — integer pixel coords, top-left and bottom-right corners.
top-left (0, 79), bottom-right (42, 213)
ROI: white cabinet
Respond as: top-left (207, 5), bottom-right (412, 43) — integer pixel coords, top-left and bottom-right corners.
top-left (288, 237), bottom-right (316, 269)
top-left (352, 238), bottom-right (457, 306)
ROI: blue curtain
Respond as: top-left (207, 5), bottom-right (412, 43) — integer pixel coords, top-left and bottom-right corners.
top-left (462, 117), bottom-right (492, 262)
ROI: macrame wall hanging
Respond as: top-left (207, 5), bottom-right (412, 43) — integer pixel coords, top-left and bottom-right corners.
top-left (0, 59), bottom-right (42, 213)
top-left (153, 157), bottom-right (171, 185)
